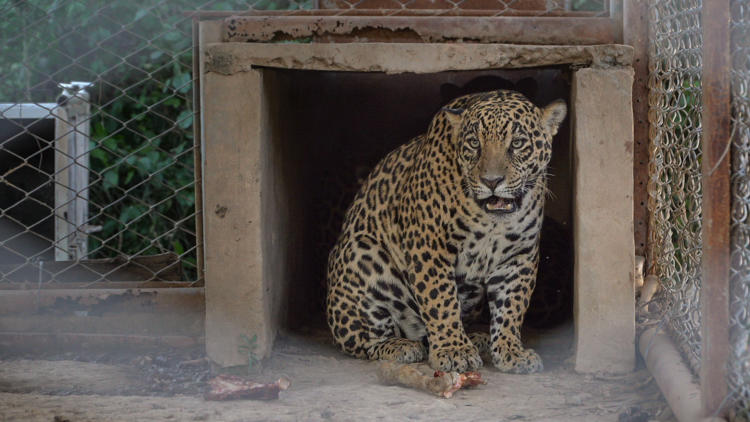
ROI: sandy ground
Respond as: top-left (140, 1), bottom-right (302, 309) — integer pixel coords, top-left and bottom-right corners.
top-left (0, 326), bottom-right (674, 422)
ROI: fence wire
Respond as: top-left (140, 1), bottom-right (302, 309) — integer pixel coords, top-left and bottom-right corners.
top-left (647, 0), bottom-right (704, 373)
top-left (730, 0), bottom-right (750, 419)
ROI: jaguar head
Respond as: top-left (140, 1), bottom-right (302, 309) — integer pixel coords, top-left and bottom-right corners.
top-left (444, 91), bottom-right (567, 215)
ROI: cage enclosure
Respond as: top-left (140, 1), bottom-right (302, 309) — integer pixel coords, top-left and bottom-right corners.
top-left (199, 26), bottom-right (636, 374)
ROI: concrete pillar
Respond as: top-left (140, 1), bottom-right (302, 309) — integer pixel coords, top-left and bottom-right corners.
top-left (572, 68), bottom-right (636, 373)
top-left (202, 67), bottom-right (272, 367)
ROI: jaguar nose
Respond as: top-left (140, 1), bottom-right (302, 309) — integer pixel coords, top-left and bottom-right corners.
top-left (480, 176), bottom-right (504, 190)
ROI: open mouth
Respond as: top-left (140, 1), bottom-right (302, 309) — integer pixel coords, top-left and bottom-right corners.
top-left (479, 194), bottom-right (523, 214)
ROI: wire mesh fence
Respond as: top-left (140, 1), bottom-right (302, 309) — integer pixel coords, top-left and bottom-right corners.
top-left (0, 0), bottom-right (304, 286)
top-left (646, 0), bottom-right (703, 373)
top-left (730, 0), bottom-right (750, 419)
top-left (647, 0), bottom-right (750, 419)
top-left (312, 0), bottom-right (609, 15)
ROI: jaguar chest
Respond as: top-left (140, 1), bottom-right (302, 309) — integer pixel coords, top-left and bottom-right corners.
top-left (453, 213), bottom-right (540, 287)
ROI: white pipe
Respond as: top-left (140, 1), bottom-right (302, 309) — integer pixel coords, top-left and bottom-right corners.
top-left (639, 327), bottom-right (726, 422)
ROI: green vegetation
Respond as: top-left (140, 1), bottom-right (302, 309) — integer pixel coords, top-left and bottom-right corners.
top-left (238, 334), bottom-right (260, 372)
top-left (570, 0), bottom-right (607, 11)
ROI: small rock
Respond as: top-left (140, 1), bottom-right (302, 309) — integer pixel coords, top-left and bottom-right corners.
top-left (618, 406), bottom-right (650, 422)
top-left (564, 393), bottom-right (590, 406)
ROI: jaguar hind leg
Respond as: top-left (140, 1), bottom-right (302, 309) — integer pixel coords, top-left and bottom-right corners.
top-left (327, 235), bottom-right (427, 364)
top-left (369, 338), bottom-right (426, 363)
top-left (359, 293), bottom-right (427, 363)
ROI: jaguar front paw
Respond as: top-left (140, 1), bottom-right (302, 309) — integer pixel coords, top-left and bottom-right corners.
top-left (429, 344), bottom-right (483, 372)
top-left (468, 331), bottom-right (491, 356)
top-left (492, 347), bottom-right (543, 374)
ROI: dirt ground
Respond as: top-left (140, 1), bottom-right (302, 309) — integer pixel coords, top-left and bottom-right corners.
top-left (0, 324), bottom-right (674, 422)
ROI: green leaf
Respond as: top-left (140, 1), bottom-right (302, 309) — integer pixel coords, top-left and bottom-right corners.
top-left (171, 72), bottom-right (191, 94)
top-left (134, 8), bottom-right (149, 21)
top-left (163, 30), bottom-right (181, 42)
top-left (163, 97), bottom-right (180, 108)
top-left (123, 169), bottom-right (136, 185)
top-left (101, 137), bottom-right (119, 152)
top-left (147, 150), bottom-right (161, 167)
top-left (176, 110), bottom-right (193, 130)
top-left (171, 142), bottom-right (186, 155)
top-left (102, 170), bottom-right (119, 190)
top-left (119, 205), bottom-right (143, 224)
top-left (173, 239), bottom-right (184, 255)
top-left (212, 2), bottom-right (235, 10)
top-left (137, 156), bottom-right (152, 174)
top-left (90, 148), bottom-right (109, 165)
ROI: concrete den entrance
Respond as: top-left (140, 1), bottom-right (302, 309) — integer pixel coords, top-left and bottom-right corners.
top-left (199, 38), bottom-right (635, 375)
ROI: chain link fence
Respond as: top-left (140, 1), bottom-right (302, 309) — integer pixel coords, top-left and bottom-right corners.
top-left (313, 0), bottom-right (609, 15)
top-left (646, 0), bottom-right (703, 373)
top-left (730, 0), bottom-right (750, 418)
top-left (647, 0), bottom-right (750, 419)
top-left (0, 0), bottom-right (301, 286)
top-left (0, 0), bottom-right (608, 287)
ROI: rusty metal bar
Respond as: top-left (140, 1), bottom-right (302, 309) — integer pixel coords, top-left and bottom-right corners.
top-left (184, 9), bottom-right (607, 18)
top-left (624, 0), bottom-right (649, 257)
top-left (0, 281), bottom-right (196, 290)
top-left (192, 17), bottom-right (205, 285)
top-left (223, 16), bottom-right (619, 45)
top-left (609, 0), bottom-right (624, 43)
top-left (700, 0), bottom-right (732, 417)
top-left (0, 332), bottom-right (204, 351)
top-left (0, 287), bottom-right (204, 315)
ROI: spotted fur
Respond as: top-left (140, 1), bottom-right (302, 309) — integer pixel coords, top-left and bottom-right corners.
top-left (326, 90), bottom-right (567, 373)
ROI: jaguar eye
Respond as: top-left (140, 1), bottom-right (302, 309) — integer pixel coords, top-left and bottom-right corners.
top-left (511, 138), bottom-right (524, 149)
top-left (467, 137), bottom-right (480, 148)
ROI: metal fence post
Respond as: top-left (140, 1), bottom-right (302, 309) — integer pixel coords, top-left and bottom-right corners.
top-left (53, 82), bottom-right (94, 261)
top-left (701, 1), bottom-right (732, 417)
top-left (624, 0), bottom-right (650, 258)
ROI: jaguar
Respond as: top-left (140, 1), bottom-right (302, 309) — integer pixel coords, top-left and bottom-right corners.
top-left (325, 90), bottom-right (566, 373)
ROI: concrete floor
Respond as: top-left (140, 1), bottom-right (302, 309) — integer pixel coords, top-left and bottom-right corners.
top-left (0, 324), bottom-right (674, 422)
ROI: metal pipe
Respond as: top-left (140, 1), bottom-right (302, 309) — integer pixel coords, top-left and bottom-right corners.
top-left (639, 327), bottom-right (726, 422)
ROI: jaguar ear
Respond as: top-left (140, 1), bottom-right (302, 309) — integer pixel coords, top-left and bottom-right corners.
top-left (442, 107), bottom-right (464, 128)
top-left (541, 100), bottom-right (567, 137)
